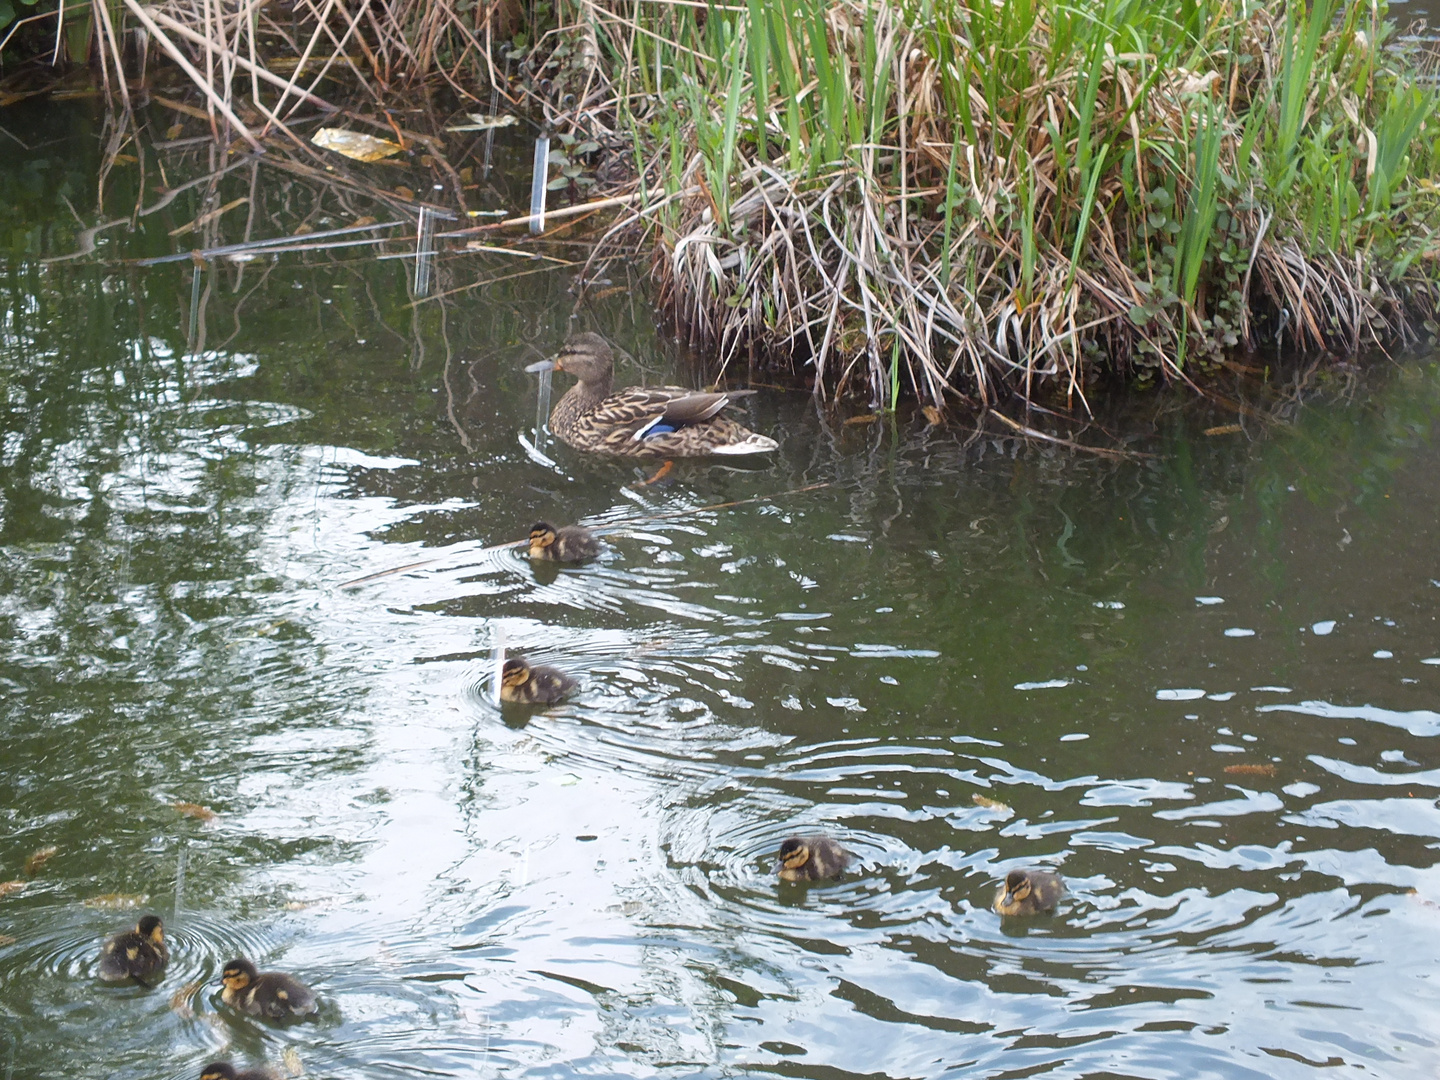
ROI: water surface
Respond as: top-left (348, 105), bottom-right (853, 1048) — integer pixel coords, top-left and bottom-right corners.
top-left (1, 104), bottom-right (1439, 1080)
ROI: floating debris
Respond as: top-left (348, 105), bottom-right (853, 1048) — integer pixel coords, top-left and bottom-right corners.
top-left (0, 933), bottom-right (16, 945)
top-left (282, 1047), bottom-right (306, 1076)
top-left (311, 127), bottom-right (405, 162)
top-left (173, 802), bottom-right (218, 822)
top-left (1223, 763), bottom-right (1277, 777)
top-left (445, 113), bottom-right (519, 132)
top-left (0, 881), bottom-right (26, 898)
top-left (83, 892), bottom-right (148, 909)
top-left (170, 979), bottom-right (203, 1018)
top-left (24, 846), bottom-right (58, 875)
top-left (972, 793), bottom-right (1013, 815)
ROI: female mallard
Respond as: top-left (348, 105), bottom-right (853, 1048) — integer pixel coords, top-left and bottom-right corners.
top-left (776, 835), bottom-right (851, 882)
top-left (199, 1065), bottom-right (275, 1080)
top-left (97, 914), bottom-right (169, 983)
top-left (528, 522), bottom-right (600, 562)
top-left (500, 657), bottom-right (576, 705)
top-left (525, 333), bottom-right (777, 458)
top-left (994, 868), bottom-right (1065, 917)
top-left (219, 957), bottom-right (318, 1019)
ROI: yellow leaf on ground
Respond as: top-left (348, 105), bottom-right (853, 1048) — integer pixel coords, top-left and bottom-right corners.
top-left (312, 127), bottom-right (405, 163)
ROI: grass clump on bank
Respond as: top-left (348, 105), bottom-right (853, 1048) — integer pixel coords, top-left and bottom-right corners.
top-left (554, 0), bottom-right (1440, 407)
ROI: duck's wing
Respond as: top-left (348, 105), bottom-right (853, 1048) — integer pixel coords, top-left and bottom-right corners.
top-left (588, 386), bottom-right (755, 440)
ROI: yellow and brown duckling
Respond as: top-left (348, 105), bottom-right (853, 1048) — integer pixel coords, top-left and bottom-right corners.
top-left (219, 956), bottom-right (318, 1019)
top-left (525, 333), bottom-right (778, 459)
top-left (528, 521), bottom-right (601, 562)
top-left (994, 868), bottom-right (1065, 917)
top-left (776, 835), bottom-right (851, 882)
top-left (97, 913), bottom-right (169, 983)
top-left (500, 656), bottom-right (577, 705)
top-left (199, 1064), bottom-right (275, 1080)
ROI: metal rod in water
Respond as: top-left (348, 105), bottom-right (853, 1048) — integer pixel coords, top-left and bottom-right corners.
top-left (187, 260), bottom-right (202, 356)
top-left (414, 207), bottom-right (436, 297)
top-left (529, 133), bottom-right (550, 236)
top-left (174, 839), bottom-right (188, 918)
top-left (534, 366), bottom-right (552, 454)
top-left (492, 624), bottom-right (506, 708)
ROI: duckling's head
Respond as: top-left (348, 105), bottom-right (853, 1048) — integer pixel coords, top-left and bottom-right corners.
top-left (136, 914), bottom-right (164, 944)
top-left (528, 522), bottom-right (558, 556)
top-left (1001, 869), bottom-right (1033, 907)
top-left (525, 333), bottom-right (614, 384)
top-left (501, 658), bottom-right (535, 691)
top-left (777, 837), bottom-right (811, 872)
top-left (200, 1066), bottom-right (240, 1080)
top-left (221, 957), bottom-right (258, 992)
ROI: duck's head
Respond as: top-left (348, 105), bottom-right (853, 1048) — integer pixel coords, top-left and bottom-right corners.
top-left (501, 657), bottom-right (535, 691)
top-left (525, 333), bottom-right (614, 384)
top-left (528, 522), bottom-right (558, 556)
top-left (136, 914), bottom-right (164, 945)
top-left (199, 1066), bottom-right (241, 1080)
top-left (1000, 869), bottom-right (1032, 908)
top-left (221, 957), bottom-right (258, 992)
top-left (777, 837), bottom-right (810, 872)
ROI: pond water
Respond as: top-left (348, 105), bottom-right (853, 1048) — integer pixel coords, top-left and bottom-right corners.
top-left (2, 103), bottom-right (1440, 1080)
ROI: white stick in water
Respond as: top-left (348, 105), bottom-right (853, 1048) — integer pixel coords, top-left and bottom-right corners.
top-left (534, 365), bottom-right (552, 453)
top-left (174, 839), bottom-right (188, 919)
top-left (492, 623), bottom-right (506, 707)
top-left (529, 133), bottom-right (550, 235)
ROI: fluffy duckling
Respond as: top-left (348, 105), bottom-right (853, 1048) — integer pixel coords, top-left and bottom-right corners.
top-left (199, 1065), bottom-right (275, 1080)
top-left (500, 656), bottom-right (576, 705)
top-left (994, 868), bottom-right (1065, 917)
top-left (97, 913), bottom-right (169, 983)
top-left (219, 957), bottom-right (318, 1019)
top-left (776, 835), bottom-right (851, 882)
top-left (528, 521), bottom-right (600, 562)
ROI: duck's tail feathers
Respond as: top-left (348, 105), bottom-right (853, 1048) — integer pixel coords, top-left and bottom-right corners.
top-left (712, 433), bottom-right (779, 455)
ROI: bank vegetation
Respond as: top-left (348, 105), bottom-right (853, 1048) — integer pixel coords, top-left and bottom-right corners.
top-left (6, 0), bottom-right (1440, 408)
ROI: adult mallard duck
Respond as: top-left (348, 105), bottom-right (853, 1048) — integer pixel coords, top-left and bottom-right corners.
top-left (776, 835), bottom-right (851, 882)
top-left (525, 333), bottom-right (778, 458)
top-left (219, 957), bottom-right (318, 1019)
top-left (528, 522), bottom-right (600, 562)
top-left (500, 657), bottom-right (576, 705)
top-left (97, 914), bottom-right (169, 983)
top-left (993, 868), bottom-right (1065, 917)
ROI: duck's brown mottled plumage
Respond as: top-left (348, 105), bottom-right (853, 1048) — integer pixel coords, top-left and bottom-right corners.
top-left (220, 957), bottom-right (317, 1019)
top-left (199, 1064), bottom-right (275, 1080)
top-left (501, 657), bottom-right (576, 705)
top-left (777, 835), bottom-right (851, 882)
top-left (97, 914), bottom-right (169, 982)
top-left (994, 868), bottom-right (1064, 916)
top-left (528, 522), bottom-right (600, 562)
top-left (526, 333), bottom-right (777, 458)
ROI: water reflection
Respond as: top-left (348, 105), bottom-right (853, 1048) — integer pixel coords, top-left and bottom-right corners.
top-left (2, 104), bottom-right (1440, 1079)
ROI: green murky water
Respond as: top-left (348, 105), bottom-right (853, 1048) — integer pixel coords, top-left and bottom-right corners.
top-left (3, 103), bottom-right (1440, 1080)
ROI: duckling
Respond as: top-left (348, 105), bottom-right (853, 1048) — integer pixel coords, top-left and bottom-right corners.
top-left (219, 956), bottom-right (318, 1019)
top-left (500, 656), bottom-right (577, 705)
top-left (776, 835), bottom-right (851, 882)
top-left (199, 1065), bottom-right (275, 1080)
top-left (525, 333), bottom-right (777, 458)
top-left (994, 868), bottom-right (1065, 917)
top-left (97, 913), bottom-right (169, 983)
top-left (528, 521), bottom-right (600, 562)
